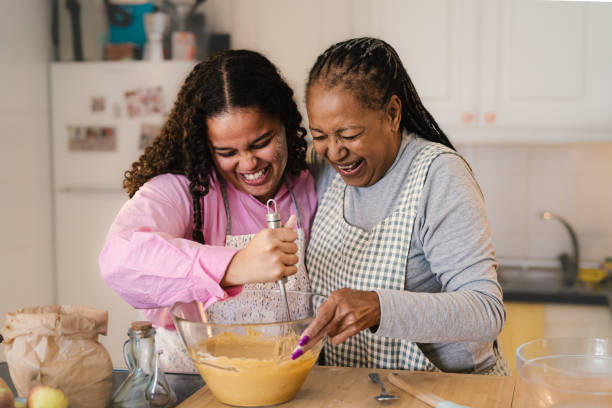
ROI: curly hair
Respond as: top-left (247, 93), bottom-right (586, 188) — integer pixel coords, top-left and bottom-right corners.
top-left (123, 50), bottom-right (308, 243)
top-left (307, 37), bottom-right (454, 150)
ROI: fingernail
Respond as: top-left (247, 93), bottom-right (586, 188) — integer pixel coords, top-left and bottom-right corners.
top-left (291, 348), bottom-right (303, 360)
top-left (298, 335), bottom-right (310, 346)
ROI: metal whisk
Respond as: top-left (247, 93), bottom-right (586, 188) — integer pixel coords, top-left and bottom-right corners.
top-left (266, 199), bottom-right (292, 322)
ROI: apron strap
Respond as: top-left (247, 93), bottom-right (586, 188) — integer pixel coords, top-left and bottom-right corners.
top-left (287, 181), bottom-right (304, 230)
top-left (219, 178), bottom-right (233, 237)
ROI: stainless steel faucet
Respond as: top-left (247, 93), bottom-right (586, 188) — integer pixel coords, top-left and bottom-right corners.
top-left (540, 211), bottom-right (580, 287)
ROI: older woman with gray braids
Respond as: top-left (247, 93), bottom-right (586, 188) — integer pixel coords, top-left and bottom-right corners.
top-left (292, 37), bottom-right (510, 375)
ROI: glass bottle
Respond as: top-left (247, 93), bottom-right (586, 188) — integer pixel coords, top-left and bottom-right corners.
top-left (112, 321), bottom-right (176, 408)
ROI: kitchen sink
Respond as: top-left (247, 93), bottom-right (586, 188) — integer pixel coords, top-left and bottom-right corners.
top-left (497, 265), bottom-right (612, 310)
top-left (498, 266), bottom-right (565, 287)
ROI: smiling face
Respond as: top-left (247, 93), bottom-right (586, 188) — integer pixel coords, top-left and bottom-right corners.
top-left (207, 108), bottom-right (288, 203)
top-left (306, 82), bottom-right (402, 187)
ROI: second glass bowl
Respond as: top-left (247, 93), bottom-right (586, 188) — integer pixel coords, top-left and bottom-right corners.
top-left (516, 337), bottom-right (612, 407)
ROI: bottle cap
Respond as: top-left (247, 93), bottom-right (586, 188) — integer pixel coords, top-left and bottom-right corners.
top-left (131, 321), bottom-right (153, 331)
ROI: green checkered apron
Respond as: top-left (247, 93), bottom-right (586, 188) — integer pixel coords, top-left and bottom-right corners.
top-left (307, 143), bottom-right (510, 375)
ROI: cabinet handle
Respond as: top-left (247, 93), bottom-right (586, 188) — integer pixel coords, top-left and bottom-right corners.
top-left (484, 112), bottom-right (496, 124)
top-left (461, 112), bottom-right (474, 123)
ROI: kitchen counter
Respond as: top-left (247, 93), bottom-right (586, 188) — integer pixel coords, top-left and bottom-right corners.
top-left (0, 362), bottom-right (571, 407)
top-left (177, 366), bottom-right (519, 407)
top-left (502, 280), bottom-right (612, 306)
top-left (498, 266), bottom-right (612, 312)
top-left (0, 362), bottom-right (204, 405)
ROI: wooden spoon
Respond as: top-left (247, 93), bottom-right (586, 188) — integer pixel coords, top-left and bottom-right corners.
top-left (388, 373), bottom-right (470, 408)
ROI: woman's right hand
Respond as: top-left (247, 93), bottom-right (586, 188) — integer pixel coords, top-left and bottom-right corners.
top-left (222, 215), bottom-right (299, 286)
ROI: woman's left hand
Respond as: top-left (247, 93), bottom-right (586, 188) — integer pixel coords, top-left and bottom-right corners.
top-left (291, 288), bottom-right (380, 359)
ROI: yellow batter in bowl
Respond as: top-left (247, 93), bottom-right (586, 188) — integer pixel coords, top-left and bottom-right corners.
top-left (191, 331), bottom-right (320, 406)
top-left (171, 290), bottom-right (326, 406)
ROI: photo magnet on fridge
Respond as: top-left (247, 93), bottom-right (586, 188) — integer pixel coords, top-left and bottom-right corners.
top-left (91, 96), bottom-right (106, 113)
top-left (124, 86), bottom-right (164, 117)
top-left (68, 125), bottom-right (117, 151)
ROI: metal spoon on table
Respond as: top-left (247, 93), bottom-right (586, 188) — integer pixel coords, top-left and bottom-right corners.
top-left (369, 373), bottom-right (400, 402)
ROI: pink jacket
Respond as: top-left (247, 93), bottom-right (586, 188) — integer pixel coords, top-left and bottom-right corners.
top-left (99, 170), bottom-right (317, 328)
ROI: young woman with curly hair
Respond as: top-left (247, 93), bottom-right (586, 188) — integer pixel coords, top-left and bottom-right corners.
top-left (99, 50), bottom-right (317, 372)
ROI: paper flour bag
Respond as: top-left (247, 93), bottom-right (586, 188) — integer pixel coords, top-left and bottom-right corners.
top-left (1, 305), bottom-right (113, 408)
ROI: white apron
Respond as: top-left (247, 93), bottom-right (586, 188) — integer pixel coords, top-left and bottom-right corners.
top-left (156, 180), bottom-right (311, 373)
top-left (306, 143), bottom-right (510, 375)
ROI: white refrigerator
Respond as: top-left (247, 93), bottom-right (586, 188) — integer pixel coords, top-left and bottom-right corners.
top-left (50, 61), bottom-right (195, 367)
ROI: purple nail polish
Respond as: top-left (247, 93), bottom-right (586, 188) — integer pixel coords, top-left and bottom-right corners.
top-left (291, 348), bottom-right (303, 360)
top-left (298, 335), bottom-right (310, 346)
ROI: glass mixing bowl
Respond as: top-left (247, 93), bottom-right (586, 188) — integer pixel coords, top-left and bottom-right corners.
top-left (170, 290), bottom-right (324, 407)
top-left (516, 337), bottom-right (612, 407)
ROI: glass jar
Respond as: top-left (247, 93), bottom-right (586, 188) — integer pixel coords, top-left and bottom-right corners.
top-left (112, 321), bottom-right (176, 408)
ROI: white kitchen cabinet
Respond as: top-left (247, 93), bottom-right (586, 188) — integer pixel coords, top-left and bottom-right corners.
top-left (478, 0), bottom-right (612, 132)
top-left (352, 0), bottom-right (612, 142)
top-left (223, 0), bottom-right (612, 142)
top-left (350, 0), bottom-right (480, 130)
top-left (229, 0), bottom-right (479, 128)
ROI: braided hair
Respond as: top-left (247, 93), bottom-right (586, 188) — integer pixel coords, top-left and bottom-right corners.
top-left (307, 37), bottom-right (454, 150)
top-left (123, 50), bottom-right (308, 244)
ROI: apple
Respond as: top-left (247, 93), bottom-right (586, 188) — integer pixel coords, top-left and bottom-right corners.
top-left (0, 378), bottom-right (15, 408)
top-left (26, 386), bottom-right (68, 408)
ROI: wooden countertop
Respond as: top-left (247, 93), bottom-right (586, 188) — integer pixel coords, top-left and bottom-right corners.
top-left (178, 366), bottom-right (528, 407)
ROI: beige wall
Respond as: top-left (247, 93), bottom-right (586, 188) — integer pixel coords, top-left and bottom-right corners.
top-left (0, 0), bottom-right (54, 361)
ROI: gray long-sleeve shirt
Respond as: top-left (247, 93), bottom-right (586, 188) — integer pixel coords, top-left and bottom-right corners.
top-left (308, 133), bottom-right (505, 373)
